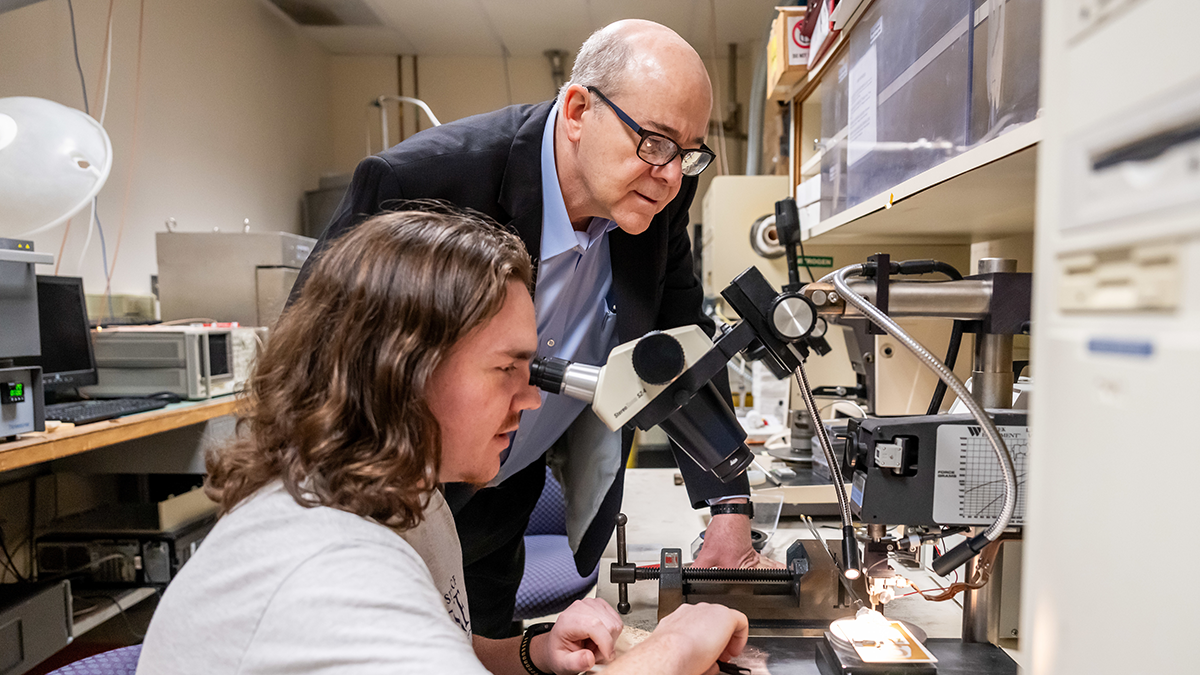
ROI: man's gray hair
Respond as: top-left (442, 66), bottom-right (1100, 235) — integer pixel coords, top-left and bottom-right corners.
top-left (557, 27), bottom-right (634, 103)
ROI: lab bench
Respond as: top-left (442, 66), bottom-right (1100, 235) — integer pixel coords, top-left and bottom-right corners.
top-left (0, 397), bottom-right (237, 473)
top-left (601, 468), bottom-right (1024, 673)
top-left (0, 397), bottom-right (236, 675)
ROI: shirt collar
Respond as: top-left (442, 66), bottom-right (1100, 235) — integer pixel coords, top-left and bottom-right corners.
top-left (540, 102), bottom-right (617, 261)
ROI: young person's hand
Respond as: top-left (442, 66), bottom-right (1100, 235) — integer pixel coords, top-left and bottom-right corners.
top-left (604, 603), bottom-right (749, 675)
top-left (531, 598), bottom-right (624, 674)
top-left (653, 603), bottom-right (750, 673)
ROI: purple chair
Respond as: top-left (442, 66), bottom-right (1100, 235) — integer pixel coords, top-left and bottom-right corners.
top-left (48, 644), bottom-right (142, 675)
top-left (514, 468), bottom-right (599, 621)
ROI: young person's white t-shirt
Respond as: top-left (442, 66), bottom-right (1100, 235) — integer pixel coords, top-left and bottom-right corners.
top-left (137, 481), bottom-right (487, 674)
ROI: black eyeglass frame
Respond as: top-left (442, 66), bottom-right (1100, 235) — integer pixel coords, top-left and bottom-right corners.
top-left (586, 86), bottom-right (715, 177)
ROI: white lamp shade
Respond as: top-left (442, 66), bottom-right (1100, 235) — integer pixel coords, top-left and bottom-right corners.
top-left (0, 96), bottom-right (113, 238)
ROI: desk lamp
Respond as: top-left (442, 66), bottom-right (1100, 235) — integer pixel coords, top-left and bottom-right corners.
top-left (0, 96), bottom-right (113, 238)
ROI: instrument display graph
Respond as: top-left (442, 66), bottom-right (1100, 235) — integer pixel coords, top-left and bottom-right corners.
top-left (932, 425), bottom-right (1028, 526)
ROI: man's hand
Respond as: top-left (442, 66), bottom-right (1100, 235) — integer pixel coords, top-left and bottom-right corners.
top-left (530, 598), bottom-right (624, 674)
top-left (691, 501), bottom-right (784, 569)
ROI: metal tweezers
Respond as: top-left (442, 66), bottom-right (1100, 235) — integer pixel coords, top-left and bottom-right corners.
top-left (717, 660), bottom-right (750, 675)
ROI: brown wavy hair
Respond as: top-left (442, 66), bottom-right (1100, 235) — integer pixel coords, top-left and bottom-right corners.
top-left (205, 207), bottom-right (532, 529)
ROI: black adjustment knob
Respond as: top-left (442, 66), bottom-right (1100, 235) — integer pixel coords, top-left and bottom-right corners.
top-left (631, 332), bottom-right (686, 385)
top-left (769, 293), bottom-right (817, 342)
top-left (811, 316), bottom-right (829, 339)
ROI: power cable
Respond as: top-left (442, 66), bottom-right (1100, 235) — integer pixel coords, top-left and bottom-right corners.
top-left (66, 0), bottom-right (89, 115)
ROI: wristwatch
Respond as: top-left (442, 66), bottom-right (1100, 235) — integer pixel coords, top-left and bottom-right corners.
top-left (519, 622), bottom-right (555, 675)
top-left (709, 501), bottom-right (754, 518)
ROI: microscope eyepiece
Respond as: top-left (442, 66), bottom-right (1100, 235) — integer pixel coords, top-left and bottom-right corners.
top-left (530, 356), bottom-right (601, 405)
top-left (529, 356), bottom-right (568, 394)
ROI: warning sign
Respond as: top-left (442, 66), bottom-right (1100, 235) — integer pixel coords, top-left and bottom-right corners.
top-left (788, 14), bottom-right (809, 66)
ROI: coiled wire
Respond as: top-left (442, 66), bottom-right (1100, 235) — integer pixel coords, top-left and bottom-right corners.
top-left (828, 264), bottom-right (1017, 543)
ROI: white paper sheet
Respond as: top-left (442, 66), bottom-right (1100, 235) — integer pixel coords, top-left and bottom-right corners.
top-left (847, 44), bottom-right (878, 167)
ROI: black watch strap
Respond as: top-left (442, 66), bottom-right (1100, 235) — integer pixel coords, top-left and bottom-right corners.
top-left (709, 501), bottom-right (754, 518)
top-left (519, 622), bottom-right (555, 675)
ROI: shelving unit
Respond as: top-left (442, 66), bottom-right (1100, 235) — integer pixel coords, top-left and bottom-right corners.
top-left (781, 1), bottom-right (869, 104)
top-left (787, 0), bottom-right (1042, 248)
top-left (804, 119), bottom-right (1041, 244)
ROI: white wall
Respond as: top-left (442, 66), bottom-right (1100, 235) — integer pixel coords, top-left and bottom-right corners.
top-left (1, 0), bottom-right (762, 297)
top-left (416, 55), bottom-right (564, 126)
top-left (322, 53), bottom-right (569, 185)
top-left (691, 51), bottom-right (759, 228)
top-left (325, 45), bottom-right (760, 231)
top-left (329, 55), bottom-right (397, 175)
top-left (0, 0), bottom-right (333, 296)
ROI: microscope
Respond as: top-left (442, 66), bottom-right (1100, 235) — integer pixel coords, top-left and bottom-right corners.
top-left (530, 198), bottom-right (1029, 669)
top-left (529, 198), bottom-right (863, 595)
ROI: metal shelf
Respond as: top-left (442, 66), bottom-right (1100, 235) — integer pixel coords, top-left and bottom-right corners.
top-left (804, 119), bottom-right (1041, 245)
top-left (71, 586), bottom-right (157, 637)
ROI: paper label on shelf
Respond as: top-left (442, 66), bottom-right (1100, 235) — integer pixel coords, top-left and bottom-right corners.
top-left (801, 203), bottom-right (821, 232)
top-left (796, 177), bottom-right (821, 206)
top-left (847, 44), bottom-right (878, 167)
top-left (870, 18), bottom-right (883, 43)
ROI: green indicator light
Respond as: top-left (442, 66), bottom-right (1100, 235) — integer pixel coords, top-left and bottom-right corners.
top-left (9, 383), bottom-right (22, 396)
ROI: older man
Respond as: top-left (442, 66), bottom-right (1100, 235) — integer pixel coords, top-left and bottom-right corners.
top-left (300, 19), bottom-right (771, 638)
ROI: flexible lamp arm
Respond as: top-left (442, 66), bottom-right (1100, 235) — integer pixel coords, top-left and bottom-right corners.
top-left (829, 263), bottom-right (1018, 576)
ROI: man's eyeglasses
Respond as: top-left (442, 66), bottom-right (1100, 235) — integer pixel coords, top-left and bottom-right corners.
top-left (586, 86), bottom-right (715, 177)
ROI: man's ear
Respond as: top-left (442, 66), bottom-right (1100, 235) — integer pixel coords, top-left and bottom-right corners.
top-left (559, 84), bottom-right (591, 143)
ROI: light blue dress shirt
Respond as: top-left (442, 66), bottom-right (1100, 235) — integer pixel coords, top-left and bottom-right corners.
top-left (491, 103), bottom-right (621, 485)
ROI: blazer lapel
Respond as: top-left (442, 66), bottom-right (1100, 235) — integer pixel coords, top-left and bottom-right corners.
top-left (498, 101), bottom-right (554, 287)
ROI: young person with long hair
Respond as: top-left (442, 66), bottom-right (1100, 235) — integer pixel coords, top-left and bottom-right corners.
top-left (137, 209), bottom-right (747, 675)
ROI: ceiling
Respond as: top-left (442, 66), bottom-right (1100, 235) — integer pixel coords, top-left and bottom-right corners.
top-left (265, 0), bottom-right (785, 57)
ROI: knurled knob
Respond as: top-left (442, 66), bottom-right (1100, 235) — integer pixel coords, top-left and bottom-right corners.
top-left (631, 332), bottom-right (686, 385)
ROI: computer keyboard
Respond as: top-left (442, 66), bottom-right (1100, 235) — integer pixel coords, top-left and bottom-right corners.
top-left (45, 398), bottom-right (170, 425)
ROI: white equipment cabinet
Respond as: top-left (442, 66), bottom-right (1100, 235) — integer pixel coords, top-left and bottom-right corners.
top-left (1025, 1), bottom-right (1200, 672)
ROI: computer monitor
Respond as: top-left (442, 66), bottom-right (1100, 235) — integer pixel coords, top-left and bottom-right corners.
top-left (13, 276), bottom-right (98, 392)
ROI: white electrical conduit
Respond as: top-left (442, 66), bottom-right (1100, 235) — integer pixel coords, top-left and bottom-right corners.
top-left (376, 95), bottom-right (442, 151)
top-left (829, 264), bottom-right (1017, 570)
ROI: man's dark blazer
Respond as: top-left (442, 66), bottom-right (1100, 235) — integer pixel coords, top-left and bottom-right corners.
top-left (297, 100), bottom-right (750, 574)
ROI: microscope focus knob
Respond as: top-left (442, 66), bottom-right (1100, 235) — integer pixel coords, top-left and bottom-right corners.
top-left (770, 293), bottom-right (817, 342)
top-left (631, 332), bottom-right (686, 385)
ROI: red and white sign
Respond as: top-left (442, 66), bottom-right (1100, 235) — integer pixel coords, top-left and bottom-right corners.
top-left (788, 13), bottom-right (809, 66)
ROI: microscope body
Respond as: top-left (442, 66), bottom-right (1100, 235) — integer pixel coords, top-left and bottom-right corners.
top-left (584, 325), bottom-right (720, 431)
